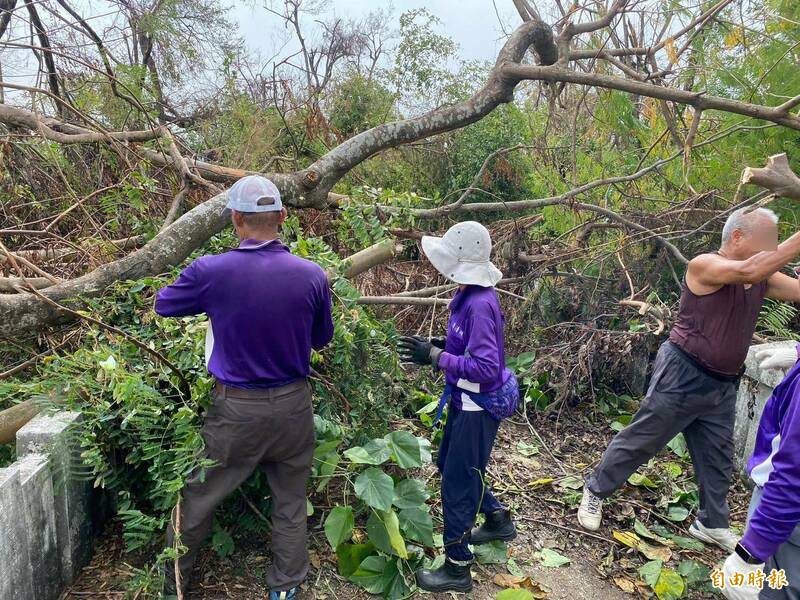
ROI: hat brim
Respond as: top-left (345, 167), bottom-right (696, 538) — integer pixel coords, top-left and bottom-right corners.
top-left (421, 236), bottom-right (503, 287)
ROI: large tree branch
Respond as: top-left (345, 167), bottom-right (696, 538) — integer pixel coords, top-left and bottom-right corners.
top-left (499, 64), bottom-right (800, 131)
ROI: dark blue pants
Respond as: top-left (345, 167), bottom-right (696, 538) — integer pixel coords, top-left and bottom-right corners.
top-left (437, 403), bottom-right (504, 561)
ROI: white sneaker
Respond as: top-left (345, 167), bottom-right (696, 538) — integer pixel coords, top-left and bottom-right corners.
top-left (688, 520), bottom-right (739, 552)
top-left (578, 487), bottom-right (603, 531)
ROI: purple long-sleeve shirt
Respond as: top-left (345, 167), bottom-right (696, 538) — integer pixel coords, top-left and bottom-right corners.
top-left (742, 345), bottom-right (800, 561)
top-left (155, 238), bottom-right (334, 388)
top-left (437, 285), bottom-right (512, 409)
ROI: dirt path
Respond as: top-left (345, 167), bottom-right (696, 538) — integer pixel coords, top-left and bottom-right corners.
top-left (63, 411), bottom-right (745, 599)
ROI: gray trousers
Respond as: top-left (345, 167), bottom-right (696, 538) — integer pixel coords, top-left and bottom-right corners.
top-left (748, 486), bottom-right (800, 600)
top-left (165, 379), bottom-right (315, 593)
top-left (586, 341), bottom-right (737, 528)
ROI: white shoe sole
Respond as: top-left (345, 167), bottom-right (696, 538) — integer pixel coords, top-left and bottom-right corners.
top-left (688, 525), bottom-right (736, 552)
top-left (577, 511), bottom-right (601, 531)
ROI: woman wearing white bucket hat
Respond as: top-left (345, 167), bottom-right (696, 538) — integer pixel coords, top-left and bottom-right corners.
top-left (398, 221), bottom-right (519, 593)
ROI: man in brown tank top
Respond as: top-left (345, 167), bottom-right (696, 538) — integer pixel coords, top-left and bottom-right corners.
top-left (576, 207), bottom-right (800, 553)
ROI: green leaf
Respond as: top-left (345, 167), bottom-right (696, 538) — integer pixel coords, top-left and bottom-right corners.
top-left (381, 557), bottom-right (411, 600)
top-left (336, 543), bottom-right (376, 577)
top-left (354, 468), bottom-right (394, 511)
top-left (398, 507), bottom-right (435, 547)
top-left (385, 430), bottom-right (423, 468)
top-left (324, 506), bottom-right (354, 549)
top-left (654, 567), bottom-right (685, 600)
top-left (315, 452), bottom-right (341, 493)
top-left (557, 475), bottom-right (584, 490)
top-left (677, 559), bottom-right (710, 586)
top-left (380, 509), bottom-right (408, 559)
top-left (672, 535), bottom-right (704, 551)
top-left (314, 437), bottom-right (342, 458)
top-left (536, 548), bottom-right (570, 567)
top-left (349, 555), bottom-right (387, 594)
top-left (393, 478), bottom-right (430, 510)
top-left (638, 560), bottom-right (663, 588)
top-left (628, 473), bottom-right (658, 488)
top-left (366, 510), bottom-right (396, 556)
top-left (496, 590), bottom-right (535, 600)
top-left (516, 441), bottom-right (539, 456)
top-left (306, 499), bottom-right (314, 517)
top-left (211, 526), bottom-right (235, 558)
top-left (667, 434), bottom-right (688, 459)
top-left (666, 505), bottom-right (689, 522)
top-left (344, 438), bottom-right (391, 465)
top-left (474, 540), bottom-right (508, 564)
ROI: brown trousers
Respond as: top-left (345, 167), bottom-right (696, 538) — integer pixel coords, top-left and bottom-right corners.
top-left (165, 378), bottom-right (315, 593)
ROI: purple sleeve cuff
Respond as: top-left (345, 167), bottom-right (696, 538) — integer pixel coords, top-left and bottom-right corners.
top-left (740, 528), bottom-right (777, 563)
top-left (437, 352), bottom-right (455, 372)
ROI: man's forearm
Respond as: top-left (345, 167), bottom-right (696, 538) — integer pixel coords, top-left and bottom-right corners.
top-left (742, 230), bottom-right (800, 282)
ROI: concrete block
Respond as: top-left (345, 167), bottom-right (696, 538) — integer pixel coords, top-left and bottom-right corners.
top-left (16, 411), bottom-right (94, 585)
top-left (18, 454), bottom-right (62, 600)
top-left (0, 465), bottom-right (34, 599)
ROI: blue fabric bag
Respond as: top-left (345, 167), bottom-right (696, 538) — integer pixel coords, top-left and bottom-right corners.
top-left (431, 372), bottom-right (520, 427)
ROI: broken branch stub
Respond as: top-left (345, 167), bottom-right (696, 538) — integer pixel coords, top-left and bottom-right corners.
top-left (741, 153), bottom-right (800, 201)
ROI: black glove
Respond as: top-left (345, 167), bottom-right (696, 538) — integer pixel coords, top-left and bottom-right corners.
top-left (409, 335), bottom-right (446, 349)
top-left (398, 336), bottom-right (443, 367)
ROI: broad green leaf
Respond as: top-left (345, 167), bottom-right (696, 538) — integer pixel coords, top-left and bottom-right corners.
top-left (349, 555), bottom-right (387, 594)
top-left (354, 468), bottom-right (394, 511)
top-left (324, 506), bottom-right (354, 549)
top-left (557, 475), bottom-right (584, 490)
top-left (666, 505), bottom-right (689, 522)
top-left (628, 473), bottom-right (658, 488)
top-left (516, 441), bottom-right (539, 456)
top-left (536, 548), bottom-right (570, 567)
top-left (385, 430), bottom-right (423, 468)
top-left (366, 511), bottom-right (395, 555)
top-left (678, 559), bottom-right (710, 585)
top-left (314, 438), bottom-right (342, 458)
top-left (381, 509), bottom-right (408, 559)
top-left (639, 560), bottom-right (663, 587)
top-left (398, 507), bottom-right (435, 547)
top-left (344, 438), bottom-right (391, 465)
top-left (474, 540), bottom-right (508, 564)
top-left (667, 434), bottom-right (688, 459)
top-left (393, 478), bottom-right (430, 510)
top-left (336, 543), bottom-right (376, 577)
top-left (315, 451), bottom-right (341, 493)
top-left (381, 557), bottom-right (412, 600)
top-left (672, 535), bottom-right (704, 551)
top-left (306, 499), bottom-right (314, 516)
top-left (654, 567), bottom-right (685, 600)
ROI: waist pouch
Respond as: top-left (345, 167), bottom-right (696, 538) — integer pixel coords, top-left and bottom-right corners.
top-left (431, 372), bottom-right (520, 426)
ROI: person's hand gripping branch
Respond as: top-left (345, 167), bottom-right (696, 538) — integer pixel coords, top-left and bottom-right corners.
top-left (398, 335), bottom-right (444, 367)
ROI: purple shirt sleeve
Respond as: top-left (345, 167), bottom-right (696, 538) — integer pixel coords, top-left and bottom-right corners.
top-left (312, 276), bottom-right (334, 350)
top-left (438, 308), bottom-right (501, 384)
top-left (741, 389), bottom-right (800, 561)
top-left (154, 260), bottom-right (208, 317)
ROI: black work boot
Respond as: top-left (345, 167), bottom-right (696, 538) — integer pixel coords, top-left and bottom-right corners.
top-left (415, 559), bottom-right (472, 593)
top-left (470, 509), bottom-right (516, 545)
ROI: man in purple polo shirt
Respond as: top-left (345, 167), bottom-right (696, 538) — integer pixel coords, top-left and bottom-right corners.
top-left (155, 175), bottom-right (334, 600)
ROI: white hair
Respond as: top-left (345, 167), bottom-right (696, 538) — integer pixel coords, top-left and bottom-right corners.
top-left (721, 207), bottom-right (779, 242)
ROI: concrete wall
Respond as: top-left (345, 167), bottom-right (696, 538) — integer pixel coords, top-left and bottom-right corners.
top-left (0, 411), bottom-right (107, 600)
top-left (734, 341), bottom-right (796, 480)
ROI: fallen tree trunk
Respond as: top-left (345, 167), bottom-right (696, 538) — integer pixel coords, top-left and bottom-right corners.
top-left (0, 399), bottom-right (39, 445)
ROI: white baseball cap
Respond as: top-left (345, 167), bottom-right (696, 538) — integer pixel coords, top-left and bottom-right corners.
top-left (421, 221), bottom-right (503, 287)
top-left (223, 175), bottom-right (282, 215)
